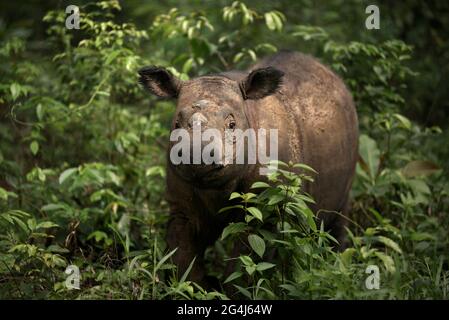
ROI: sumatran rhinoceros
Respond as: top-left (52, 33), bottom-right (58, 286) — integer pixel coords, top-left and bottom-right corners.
top-left (138, 51), bottom-right (358, 287)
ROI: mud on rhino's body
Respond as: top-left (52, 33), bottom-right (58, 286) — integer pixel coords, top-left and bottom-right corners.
top-left (138, 51), bottom-right (358, 286)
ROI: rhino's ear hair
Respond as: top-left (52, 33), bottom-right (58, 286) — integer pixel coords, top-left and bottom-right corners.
top-left (240, 67), bottom-right (284, 100)
top-left (138, 66), bottom-right (181, 98)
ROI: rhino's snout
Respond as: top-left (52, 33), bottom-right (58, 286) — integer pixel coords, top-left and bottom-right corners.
top-left (190, 112), bottom-right (208, 128)
top-left (176, 109), bottom-right (209, 130)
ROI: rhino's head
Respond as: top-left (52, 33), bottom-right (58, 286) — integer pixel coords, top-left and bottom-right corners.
top-left (138, 66), bottom-right (283, 187)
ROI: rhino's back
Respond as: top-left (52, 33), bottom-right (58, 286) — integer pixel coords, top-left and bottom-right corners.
top-left (249, 51), bottom-right (359, 213)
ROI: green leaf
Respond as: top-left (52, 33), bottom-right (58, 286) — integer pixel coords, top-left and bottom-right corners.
top-left (182, 58), bottom-right (194, 74)
top-left (229, 192), bottom-right (242, 200)
top-left (264, 13), bottom-right (276, 31)
top-left (47, 245), bottom-right (70, 253)
top-left (377, 236), bottom-right (402, 254)
top-left (30, 141), bottom-right (39, 155)
top-left (402, 160), bottom-right (441, 178)
top-left (234, 285), bottom-right (252, 299)
top-left (145, 166), bottom-right (165, 177)
top-left (246, 207), bottom-right (263, 222)
top-left (41, 203), bottom-right (65, 212)
top-left (10, 83), bottom-right (20, 100)
top-left (250, 181), bottom-right (270, 189)
top-left (218, 204), bottom-right (244, 214)
top-left (239, 255), bottom-right (254, 266)
top-left (36, 221), bottom-right (59, 229)
top-left (245, 265), bottom-right (256, 275)
top-left (59, 168), bottom-right (77, 185)
top-left (233, 52), bottom-right (244, 63)
top-left (359, 134), bottom-right (380, 180)
top-left (105, 50), bottom-right (121, 65)
top-left (248, 49), bottom-right (257, 61)
top-left (293, 163), bottom-right (318, 174)
top-left (340, 248), bottom-right (356, 266)
top-left (224, 271), bottom-right (242, 284)
top-left (221, 222), bottom-right (248, 240)
top-left (267, 194), bottom-right (284, 206)
top-left (271, 11), bottom-right (284, 31)
top-left (248, 234), bottom-right (265, 258)
top-left (87, 230), bottom-right (109, 242)
top-left (393, 113), bottom-right (411, 130)
top-left (36, 103), bottom-right (43, 121)
top-left (11, 216), bottom-right (29, 233)
top-left (256, 262), bottom-right (275, 272)
top-left (0, 187), bottom-right (8, 201)
top-left (375, 251), bottom-right (396, 273)
top-left (37, 168), bottom-right (46, 182)
top-left (410, 232), bottom-right (435, 242)
top-left (180, 257), bottom-right (196, 283)
top-left (155, 248), bottom-right (178, 273)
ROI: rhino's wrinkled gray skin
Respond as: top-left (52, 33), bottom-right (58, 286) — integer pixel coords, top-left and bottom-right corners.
top-left (138, 51), bottom-right (358, 287)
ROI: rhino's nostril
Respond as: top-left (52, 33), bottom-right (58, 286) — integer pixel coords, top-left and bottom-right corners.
top-left (178, 149), bottom-right (182, 157)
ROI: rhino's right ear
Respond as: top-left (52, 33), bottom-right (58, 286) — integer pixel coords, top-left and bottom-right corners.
top-left (240, 67), bottom-right (284, 100)
top-left (138, 66), bottom-right (181, 98)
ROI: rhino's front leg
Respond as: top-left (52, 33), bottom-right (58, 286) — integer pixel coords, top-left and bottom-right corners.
top-left (166, 214), bottom-right (207, 286)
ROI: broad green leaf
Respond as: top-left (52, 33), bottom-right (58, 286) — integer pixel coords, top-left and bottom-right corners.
top-left (245, 265), bottom-right (256, 275)
top-left (239, 255), bottom-right (254, 266)
top-left (229, 192), bottom-right (242, 200)
top-left (221, 222), bottom-right (247, 240)
top-left (340, 248), bottom-right (356, 266)
top-left (293, 163), bottom-right (318, 174)
top-left (264, 12), bottom-right (276, 31)
top-left (145, 166), bottom-right (165, 177)
top-left (246, 207), bottom-right (263, 222)
top-left (10, 83), bottom-right (20, 100)
top-left (359, 134), bottom-right (380, 180)
top-left (30, 141), bottom-right (39, 155)
top-left (393, 113), bottom-right (411, 129)
top-left (10, 216), bottom-right (29, 233)
top-left (248, 234), bottom-right (265, 258)
top-left (36, 221), bottom-right (59, 229)
top-left (271, 11), bottom-right (284, 31)
top-left (59, 168), bottom-right (77, 185)
top-left (267, 194), bottom-right (284, 206)
top-left (251, 181), bottom-right (270, 189)
top-left (256, 262), bottom-right (275, 272)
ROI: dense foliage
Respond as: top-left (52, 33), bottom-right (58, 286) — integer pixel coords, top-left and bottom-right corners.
top-left (0, 1), bottom-right (448, 299)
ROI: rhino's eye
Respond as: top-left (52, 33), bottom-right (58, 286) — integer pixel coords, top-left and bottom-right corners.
top-left (225, 114), bottom-right (236, 130)
top-left (174, 120), bottom-right (180, 129)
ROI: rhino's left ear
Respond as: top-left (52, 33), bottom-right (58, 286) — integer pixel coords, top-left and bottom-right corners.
top-left (240, 67), bottom-right (284, 100)
top-left (138, 66), bottom-right (181, 98)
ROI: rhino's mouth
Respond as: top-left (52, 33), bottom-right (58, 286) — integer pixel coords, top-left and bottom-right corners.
top-left (173, 162), bottom-right (230, 186)
top-left (190, 163), bottom-right (225, 178)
